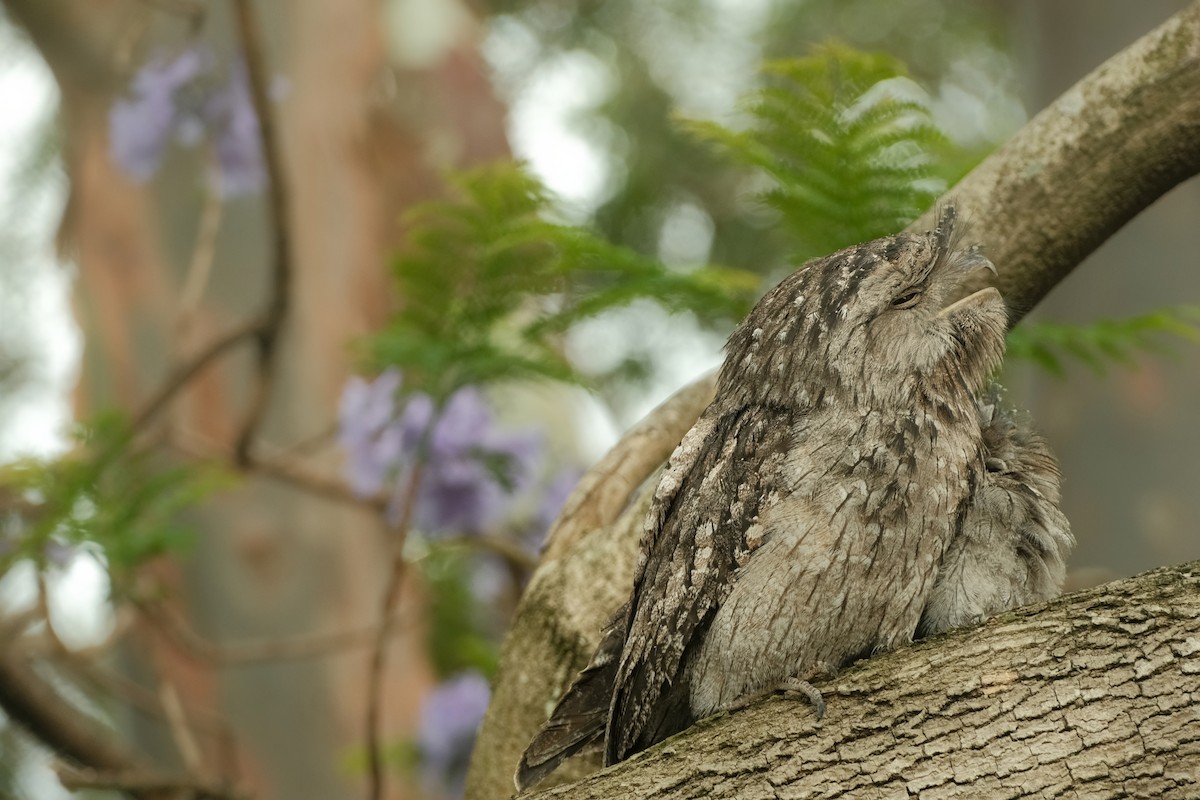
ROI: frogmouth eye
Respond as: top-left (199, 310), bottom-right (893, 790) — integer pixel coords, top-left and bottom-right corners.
top-left (891, 290), bottom-right (922, 309)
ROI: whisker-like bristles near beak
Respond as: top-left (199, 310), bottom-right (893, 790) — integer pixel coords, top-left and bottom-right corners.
top-left (937, 286), bottom-right (1002, 318)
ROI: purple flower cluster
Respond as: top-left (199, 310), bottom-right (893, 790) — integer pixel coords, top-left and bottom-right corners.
top-left (337, 371), bottom-right (543, 536)
top-left (108, 46), bottom-right (269, 196)
top-left (417, 671), bottom-right (491, 798)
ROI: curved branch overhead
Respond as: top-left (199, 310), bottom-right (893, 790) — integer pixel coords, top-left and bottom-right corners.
top-left (468, 4), bottom-right (1200, 798)
top-left (917, 0), bottom-right (1200, 324)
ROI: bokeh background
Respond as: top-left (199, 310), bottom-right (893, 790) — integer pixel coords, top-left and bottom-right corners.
top-left (0, 1), bottom-right (1197, 798)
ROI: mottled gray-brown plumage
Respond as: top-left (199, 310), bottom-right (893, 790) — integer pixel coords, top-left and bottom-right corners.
top-left (917, 391), bottom-right (1073, 637)
top-left (515, 207), bottom-right (1072, 792)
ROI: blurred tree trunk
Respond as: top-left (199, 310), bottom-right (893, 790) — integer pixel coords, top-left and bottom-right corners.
top-left (9, 0), bottom-right (508, 797)
top-left (1010, 0), bottom-right (1200, 587)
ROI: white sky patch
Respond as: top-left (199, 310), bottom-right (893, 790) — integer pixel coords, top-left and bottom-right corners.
top-left (381, 0), bottom-right (474, 68)
top-left (505, 48), bottom-right (620, 221)
top-left (46, 552), bottom-right (115, 650)
top-left (658, 200), bottom-right (716, 268)
top-left (566, 300), bottom-right (726, 429)
top-left (931, 47), bottom-right (1027, 145)
top-left (631, 0), bottom-right (772, 121)
top-left (0, 28), bottom-right (78, 462)
top-left (0, 29), bottom-right (94, 800)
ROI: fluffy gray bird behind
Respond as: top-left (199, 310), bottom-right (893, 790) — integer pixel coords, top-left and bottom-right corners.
top-left (917, 392), bottom-right (1073, 637)
top-left (515, 207), bottom-right (1072, 793)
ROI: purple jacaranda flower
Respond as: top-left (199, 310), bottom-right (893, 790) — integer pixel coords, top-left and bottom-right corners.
top-left (403, 388), bottom-right (542, 535)
top-left (337, 369), bottom-right (403, 495)
top-left (337, 373), bottom-right (543, 536)
top-left (108, 46), bottom-right (269, 196)
top-left (109, 48), bottom-right (211, 180)
top-left (417, 671), bottom-right (491, 799)
top-left (204, 62), bottom-right (266, 196)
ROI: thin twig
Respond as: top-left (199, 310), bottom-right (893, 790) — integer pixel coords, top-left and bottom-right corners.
top-left (35, 571), bottom-right (68, 655)
top-left (112, 4), bottom-right (153, 74)
top-left (0, 606), bottom-right (44, 642)
top-left (132, 317), bottom-right (264, 430)
top-left (54, 762), bottom-right (242, 800)
top-left (171, 428), bottom-right (389, 511)
top-left (137, 596), bottom-right (412, 666)
top-left (13, 606), bottom-right (135, 660)
top-left (275, 423), bottom-right (337, 459)
top-left (139, 0), bottom-right (206, 21)
top-left (50, 652), bottom-right (244, 783)
top-left (250, 448), bottom-right (388, 511)
top-left (230, 0), bottom-right (294, 466)
top-left (0, 650), bottom-right (142, 775)
top-left (365, 466), bottom-right (424, 800)
top-left (159, 679), bottom-right (207, 776)
top-left (177, 180), bottom-right (224, 338)
top-left (442, 534), bottom-right (538, 573)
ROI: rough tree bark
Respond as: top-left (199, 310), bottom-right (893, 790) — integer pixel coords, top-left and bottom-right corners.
top-left (466, 3), bottom-right (1200, 798)
top-left (529, 561), bottom-right (1200, 800)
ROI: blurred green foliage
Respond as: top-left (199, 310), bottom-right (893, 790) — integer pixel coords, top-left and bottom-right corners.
top-left (365, 162), bottom-right (759, 401)
top-left (486, 0), bottom-right (1013, 274)
top-left (1007, 307), bottom-right (1200, 377)
top-left (0, 413), bottom-right (225, 585)
top-left (422, 547), bottom-right (501, 678)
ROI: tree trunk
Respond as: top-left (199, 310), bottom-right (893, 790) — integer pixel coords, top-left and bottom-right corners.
top-left (528, 561), bottom-right (1200, 799)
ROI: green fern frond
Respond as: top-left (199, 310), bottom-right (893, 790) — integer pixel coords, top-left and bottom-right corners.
top-left (684, 42), bottom-right (951, 262)
top-left (369, 161), bottom-right (759, 398)
top-left (1006, 307), bottom-right (1200, 377)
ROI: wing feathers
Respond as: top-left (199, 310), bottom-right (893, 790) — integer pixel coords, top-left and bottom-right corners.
top-left (515, 612), bottom-right (626, 792)
top-left (606, 404), bottom-right (796, 763)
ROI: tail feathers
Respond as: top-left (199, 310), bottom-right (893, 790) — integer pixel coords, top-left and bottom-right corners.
top-left (515, 618), bottom-right (625, 793)
top-left (514, 699), bottom-right (605, 793)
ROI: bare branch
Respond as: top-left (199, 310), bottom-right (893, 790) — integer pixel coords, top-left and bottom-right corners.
top-left (916, 0), bottom-right (1200, 326)
top-left (159, 678), bottom-right (207, 776)
top-left (0, 650), bottom-right (142, 774)
top-left (176, 182), bottom-right (224, 341)
top-left (54, 762), bottom-right (243, 800)
top-left (138, 0), bottom-right (206, 21)
top-left (230, 0), bottom-right (295, 465)
top-left (136, 596), bottom-right (413, 666)
top-left (444, 534), bottom-right (539, 574)
top-left (365, 466), bottom-right (424, 800)
top-left (132, 317), bottom-right (263, 431)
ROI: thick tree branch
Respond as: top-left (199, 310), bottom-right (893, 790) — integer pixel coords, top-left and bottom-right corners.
top-left (467, 5), bottom-right (1200, 798)
top-left (0, 649), bottom-right (243, 799)
top-left (528, 562), bottom-right (1200, 799)
top-left (230, 0), bottom-right (294, 465)
top-left (0, 651), bottom-right (141, 774)
top-left (541, 374), bottom-right (716, 563)
top-left (918, 0), bottom-right (1200, 324)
